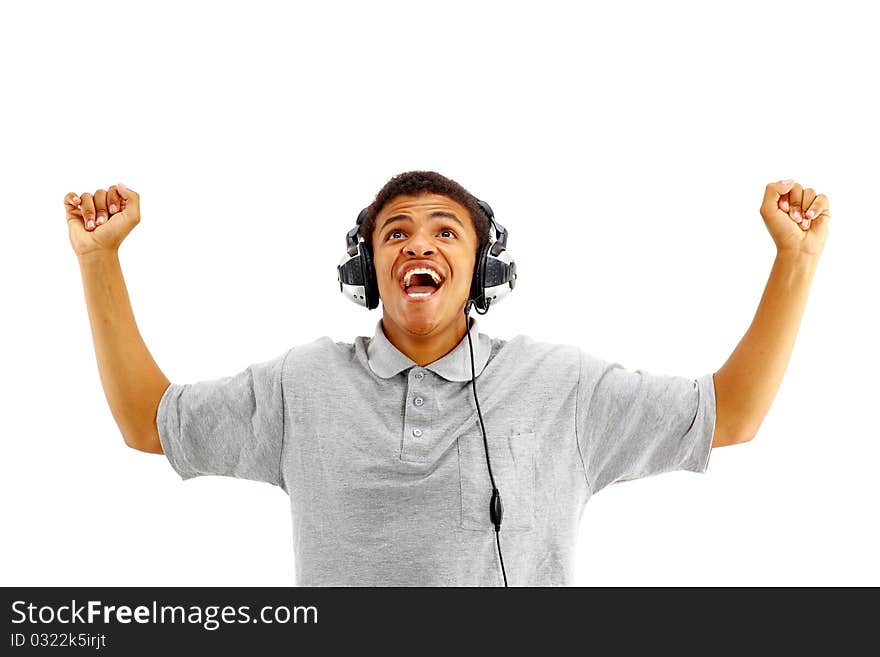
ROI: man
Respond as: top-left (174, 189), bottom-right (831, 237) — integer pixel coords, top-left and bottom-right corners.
top-left (66, 171), bottom-right (830, 586)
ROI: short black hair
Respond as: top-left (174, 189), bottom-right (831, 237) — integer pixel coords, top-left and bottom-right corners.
top-left (359, 170), bottom-right (490, 257)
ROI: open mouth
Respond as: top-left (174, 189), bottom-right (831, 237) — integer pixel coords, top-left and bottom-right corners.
top-left (400, 267), bottom-right (445, 300)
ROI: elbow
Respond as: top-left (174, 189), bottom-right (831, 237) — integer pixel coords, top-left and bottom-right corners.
top-left (123, 429), bottom-right (164, 454)
top-left (713, 433), bottom-right (755, 448)
top-left (121, 407), bottom-right (165, 454)
top-left (711, 373), bottom-right (761, 448)
top-left (711, 425), bottom-right (756, 448)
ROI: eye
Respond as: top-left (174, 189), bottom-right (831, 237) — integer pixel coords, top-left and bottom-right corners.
top-left (386, 228), bottom-right (456, 240)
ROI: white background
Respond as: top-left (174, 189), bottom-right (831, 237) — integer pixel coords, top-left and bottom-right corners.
top-left (2, 0), bottom-right (877, 586)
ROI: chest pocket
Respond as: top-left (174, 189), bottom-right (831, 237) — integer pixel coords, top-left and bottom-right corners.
top-left (457, 431), bottom-right (536, 531)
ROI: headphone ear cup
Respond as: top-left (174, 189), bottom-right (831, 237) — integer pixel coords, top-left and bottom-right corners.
top-left (362, 244), bottom-right (379, 310)
top-left (470, 241), bottom-right (490, 312)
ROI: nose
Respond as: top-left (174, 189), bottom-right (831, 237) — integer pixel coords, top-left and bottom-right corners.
top-left (404, 227), bottom-right (436, 256)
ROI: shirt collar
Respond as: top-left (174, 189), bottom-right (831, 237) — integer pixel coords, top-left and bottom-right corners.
top-left (367, 315), bottom-right (491, 382)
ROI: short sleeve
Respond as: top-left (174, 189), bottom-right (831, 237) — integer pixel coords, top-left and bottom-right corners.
top-left (156, 348), bottom-right (292, 487)
top-left (576, 349), bottom-right (716, 496)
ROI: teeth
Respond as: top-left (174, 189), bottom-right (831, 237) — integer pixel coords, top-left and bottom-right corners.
top-left (403, 267), bottom-right (443, 289)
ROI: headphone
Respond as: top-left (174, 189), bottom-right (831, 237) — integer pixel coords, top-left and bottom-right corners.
top-left (336, 197), bottom-right (518, 587)
top-left (337, 199), bottom-right (517, 313)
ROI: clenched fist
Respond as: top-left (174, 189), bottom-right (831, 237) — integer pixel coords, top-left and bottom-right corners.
top-left (761, 179), bottom-right (831, 258)
top-left (65, 183), bottom-right (140, 257)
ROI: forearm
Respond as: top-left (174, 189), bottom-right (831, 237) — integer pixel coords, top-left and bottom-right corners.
top-left (713, 250), bottom-right (819, 444)
top-left (77, 250), bottom-right (170, 450)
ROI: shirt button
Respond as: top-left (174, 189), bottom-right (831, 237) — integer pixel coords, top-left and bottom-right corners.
top-left (414, 396), bottom-right (424, 406)
top-left (412, 428), bottom-right (423, 437)
top-left (415, 371), bottom-right (425, 380)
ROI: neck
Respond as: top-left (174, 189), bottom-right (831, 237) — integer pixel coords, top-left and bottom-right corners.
top-left (381, 312), bottom-right (471, 367)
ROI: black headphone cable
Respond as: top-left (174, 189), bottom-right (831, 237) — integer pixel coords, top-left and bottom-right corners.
top-left (464, 298), bottom-right (508, 587)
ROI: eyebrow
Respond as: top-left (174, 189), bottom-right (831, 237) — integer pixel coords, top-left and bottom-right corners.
top-left (379, 210), bottom-right (465, 233)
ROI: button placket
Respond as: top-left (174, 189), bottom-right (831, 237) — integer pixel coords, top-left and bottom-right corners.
top-left (402, 368), bottom-right (432, 461)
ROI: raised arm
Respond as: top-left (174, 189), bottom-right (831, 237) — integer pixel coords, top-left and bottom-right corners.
top-left (712, 179), bottom-right (830, 447)
top-left (67, 184), bottom-right (169, 453)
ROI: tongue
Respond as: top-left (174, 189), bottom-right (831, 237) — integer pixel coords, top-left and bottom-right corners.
top-left (407, 285), bottom-right (437, 295)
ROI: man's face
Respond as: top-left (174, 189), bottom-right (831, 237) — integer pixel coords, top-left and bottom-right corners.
top-left (371, 193), bottom-right (479, 337)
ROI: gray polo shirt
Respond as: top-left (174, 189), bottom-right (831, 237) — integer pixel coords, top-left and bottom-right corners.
top-left (157, 316), bottom-right (716, 586)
